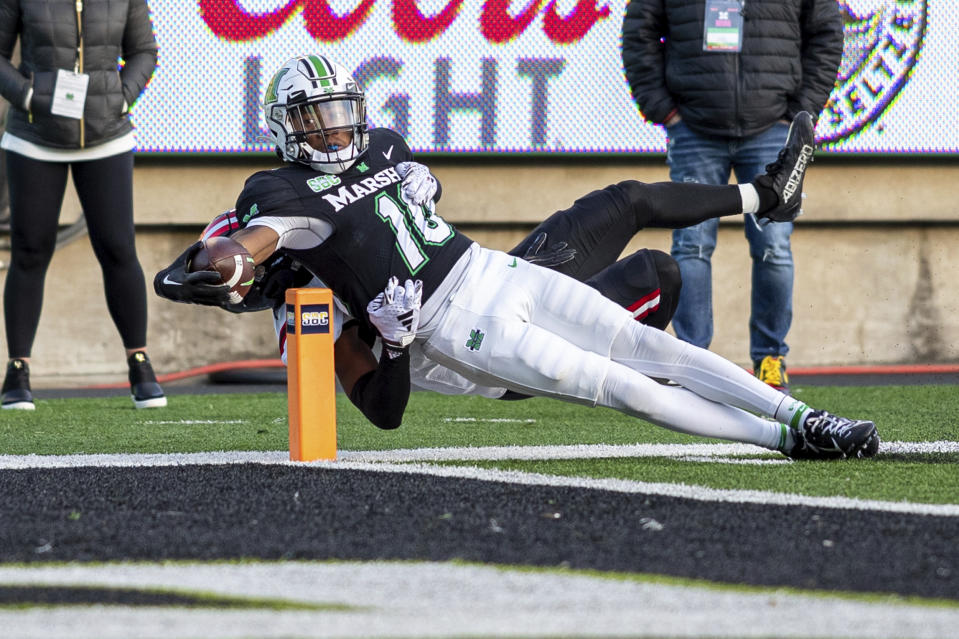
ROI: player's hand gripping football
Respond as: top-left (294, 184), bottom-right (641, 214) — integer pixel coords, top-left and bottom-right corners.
top-left (153, 242), bottom-right (232, 306)
top-left (367, 277), bottom-right (423, 358)
top-left (395, 161), bottom-right (438, 209)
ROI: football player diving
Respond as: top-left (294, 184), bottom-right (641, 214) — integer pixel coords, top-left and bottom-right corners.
top-left (155, 54), bottom-right (879, 460)
top-left (165, 176), bottom-right (709, 428)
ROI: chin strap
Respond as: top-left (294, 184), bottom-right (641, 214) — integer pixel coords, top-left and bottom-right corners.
top-left (309, 144), bottom-right (359, 174)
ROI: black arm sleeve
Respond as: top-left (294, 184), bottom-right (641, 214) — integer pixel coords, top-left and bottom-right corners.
top-left (347, 346), bottom-right (411, 430)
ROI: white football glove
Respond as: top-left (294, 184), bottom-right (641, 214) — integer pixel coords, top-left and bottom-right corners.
top-left (367, 277), bottom-right (423, 357)
top-left (395, 161), bottom-right (438, 208)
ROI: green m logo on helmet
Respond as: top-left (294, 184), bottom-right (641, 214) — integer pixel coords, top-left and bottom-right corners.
top-left (263, 68), bottom-right (288, 105)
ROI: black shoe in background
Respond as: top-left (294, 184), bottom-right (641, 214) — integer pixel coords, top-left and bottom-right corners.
top-left (2, 358), bottom-right (35, 410)
top-left (128, 352), bottom-right (167, 409)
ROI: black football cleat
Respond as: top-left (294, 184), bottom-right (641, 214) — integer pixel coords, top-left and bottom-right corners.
top-left (783, 410), bottom-right (879, 460)
top-left (128, 352), bottom-right (167, 409)
top-left (1, 358), bottom-right (35, 410)
top-left (754, 111), bottom-right (815, 223)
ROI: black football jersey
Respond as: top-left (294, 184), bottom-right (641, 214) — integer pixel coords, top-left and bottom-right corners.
top-left (235, 128), bottom-right (474, 324)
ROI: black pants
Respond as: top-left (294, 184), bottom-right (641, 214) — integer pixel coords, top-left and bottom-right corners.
top-left (507, 180), bottom-right (712, 331)
top-left (4, 150), bottom-right (147, 357)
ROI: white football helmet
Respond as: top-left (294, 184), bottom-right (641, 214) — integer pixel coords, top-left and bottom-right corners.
top-left (263, 55), bottom-right (369, 174)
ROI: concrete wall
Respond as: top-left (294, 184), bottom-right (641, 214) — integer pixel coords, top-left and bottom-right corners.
top-left (3, 157), bottom-right (958, 386)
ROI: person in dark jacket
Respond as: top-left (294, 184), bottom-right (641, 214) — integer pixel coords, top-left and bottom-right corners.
top-left (621, 0), bottom-right (843, 393)
top-left (0, 0), bottom-right (165, 409)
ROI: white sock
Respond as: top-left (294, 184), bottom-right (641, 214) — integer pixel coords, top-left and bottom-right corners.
top-left (739, 183), bottom-right (760, 214)
top-left (774, 397), bottom-right (811, 428)
top-left (780, 424), bottom-right (797, 451)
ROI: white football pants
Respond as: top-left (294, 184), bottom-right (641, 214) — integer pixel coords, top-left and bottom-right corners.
top-left (422, 246), bottom-right (794, 450)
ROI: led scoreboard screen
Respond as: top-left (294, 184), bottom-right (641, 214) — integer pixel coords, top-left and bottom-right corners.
top-left (132, 0), bottom-right (952, 155)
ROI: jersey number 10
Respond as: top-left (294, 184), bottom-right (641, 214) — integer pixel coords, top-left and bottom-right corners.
top-left (374, 192), bottom-right (455, 275)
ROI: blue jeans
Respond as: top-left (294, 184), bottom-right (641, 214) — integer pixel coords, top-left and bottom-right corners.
top-left (667, 120), bottom-right (793, 364)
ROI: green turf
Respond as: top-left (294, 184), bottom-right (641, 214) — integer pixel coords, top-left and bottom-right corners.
top-left (0, 393), bottom-right (292, 455)
top-left (0, 384), bottom-right (955, 505)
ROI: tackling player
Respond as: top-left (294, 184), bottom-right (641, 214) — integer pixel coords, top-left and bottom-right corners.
top-left (156, 54), bottom-right (879, 460)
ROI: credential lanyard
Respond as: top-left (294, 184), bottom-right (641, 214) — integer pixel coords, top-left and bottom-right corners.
top-left (75, 0), bottom-right (83, 73)
top-left (703, 0), bottom-right (744, 53)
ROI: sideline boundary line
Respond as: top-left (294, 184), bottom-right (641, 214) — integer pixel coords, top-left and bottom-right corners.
top-left (1, 440), bottom-right (954, 467)
top-left (1, 441), bottom-right (957, 518)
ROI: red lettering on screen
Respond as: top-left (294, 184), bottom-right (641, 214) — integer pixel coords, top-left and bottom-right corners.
top-left (303, 0), bottom-right (376, 41)
top-left (198, 0), bottom-right (301, 40)
top-left (199, 0), bottom-right (374, 41)
top-left (542, 0), bottom-right (610, 44)
top-left (198, 0), bottom-right (607, 43)
top-left (394, 0), bottom-right (465, 43)
top-left (481, 0), bottom-right (544, 44)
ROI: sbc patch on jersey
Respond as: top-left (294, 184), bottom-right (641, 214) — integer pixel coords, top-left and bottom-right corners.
top-left (287, 304), bottom-right (331, 334)
top-left (307, 174), bottom-right (341, 193)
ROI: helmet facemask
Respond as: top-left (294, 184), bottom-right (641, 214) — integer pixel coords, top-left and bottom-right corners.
top-left (285, 93), bottom-right (368, 173)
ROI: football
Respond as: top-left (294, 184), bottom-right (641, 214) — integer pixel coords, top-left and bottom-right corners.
top-left (187, 236), bottom-right (256, 304)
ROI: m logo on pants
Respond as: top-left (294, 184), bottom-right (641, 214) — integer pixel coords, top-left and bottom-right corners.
top-left (465, 328), bottom-right (485, 351)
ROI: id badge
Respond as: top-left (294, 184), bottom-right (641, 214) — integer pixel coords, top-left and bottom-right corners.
top-left (703, 0), bottom-right (743, 52)
top-left (50, 69), bottom-right (89, 119)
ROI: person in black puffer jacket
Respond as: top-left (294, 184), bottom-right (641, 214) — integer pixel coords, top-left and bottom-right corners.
top-left (0, 0), bottom-right (165, 410)
top-left (621, 0), bottom-right (843, 394)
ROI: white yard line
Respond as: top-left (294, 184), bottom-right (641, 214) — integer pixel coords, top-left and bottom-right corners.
top-left (1, 441), bottom-right (957, 517)
top-left (442, 417), bottom-right (537, 423)
top-left (138, 420), bottom-right (247, 425)
top-left (0, 561), bottom-right (956, 639)
top-left (3, 440), bottom-right (954, 469)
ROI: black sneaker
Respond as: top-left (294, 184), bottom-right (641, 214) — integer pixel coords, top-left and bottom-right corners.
top-left (2, 358), bottom-right (35, 410)
top-left (784, 410), bottom-right (878, 460)
top-left (754, 111), bottom-right (815, 223)
top-left (128, 352), bottom-right (167, 409)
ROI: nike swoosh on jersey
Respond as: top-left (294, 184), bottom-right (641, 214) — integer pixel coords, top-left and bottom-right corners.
top-left (162, 275), bottom-right (182, 286)
top-left (508, 258), bottom-right (517, 268)
top-left (383, 145), bottom-right (394, 160)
